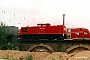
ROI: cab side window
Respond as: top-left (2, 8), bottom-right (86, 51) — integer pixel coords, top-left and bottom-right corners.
top-left (67, 29), bottom-right (71, 32)
top-left (75, 32), bottom-right (79, 35)
top-left (84, 32), bottom-right (88, 35)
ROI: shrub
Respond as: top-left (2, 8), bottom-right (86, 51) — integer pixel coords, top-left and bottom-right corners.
top-left (26, 55), bottom-right (33, 60)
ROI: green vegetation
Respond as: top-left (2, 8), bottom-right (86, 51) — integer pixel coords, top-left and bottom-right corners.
top-left (71, 53), bottom-right (76, 57)
top-left (26, 55), bottom-right (33, 60)
top-left (0, 22), bottom-right (18, 50)
top-left (0, 22), bottom-right (7, 49)
top-left (52, 57), bottom-right (57, 60)
top-left (65, 50), bottom-right (69, 53)
top-left (0, 54), bottom-right (33, 60)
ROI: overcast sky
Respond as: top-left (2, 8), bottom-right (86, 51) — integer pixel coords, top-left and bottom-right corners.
top-left (0, 0), bottom-right (90, 29)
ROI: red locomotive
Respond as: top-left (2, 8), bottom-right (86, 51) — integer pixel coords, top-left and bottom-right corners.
top-left (67, 28), bottom-right (90, 39)
top-left (19, 23), bottom-right (67, 40)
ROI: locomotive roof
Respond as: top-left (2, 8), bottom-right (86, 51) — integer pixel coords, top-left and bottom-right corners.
top-left (37, 23), bottom-right (50, 25)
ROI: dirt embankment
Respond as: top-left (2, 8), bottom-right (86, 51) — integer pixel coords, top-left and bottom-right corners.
top-left (0, 50), bottom-right (90, 60)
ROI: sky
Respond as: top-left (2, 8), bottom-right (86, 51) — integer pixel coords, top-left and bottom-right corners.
top-left (0, 0), bottom-right (90, 29)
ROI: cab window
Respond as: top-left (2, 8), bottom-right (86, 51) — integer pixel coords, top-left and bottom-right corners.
top-left (67, 29), bottom-right (71, 32)
top-left (84, 32), bottom-right (88, 35)
top-left (21, 28), bottom-right (27, 32)
top-left (75, 32), bottom-right (79, 35)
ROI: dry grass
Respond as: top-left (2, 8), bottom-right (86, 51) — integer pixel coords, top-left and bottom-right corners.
top-left (0, 50), bottom-right (90, 60)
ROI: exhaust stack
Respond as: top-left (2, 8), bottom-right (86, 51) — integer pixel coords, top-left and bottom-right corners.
top-left (62, 14), bottom-right (66, 25)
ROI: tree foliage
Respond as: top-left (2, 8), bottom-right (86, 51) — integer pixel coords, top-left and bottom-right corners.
top-left (0, 22), bottom-right (7, 49)
top-left (0, 22), bottom-right (18, 50)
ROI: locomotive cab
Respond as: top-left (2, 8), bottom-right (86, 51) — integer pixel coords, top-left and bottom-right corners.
top-left (67, 28), bottom-right (90, 39)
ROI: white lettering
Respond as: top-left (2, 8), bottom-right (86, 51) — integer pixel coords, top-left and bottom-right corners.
top-left (40, 28), bottom-right (45, 29)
